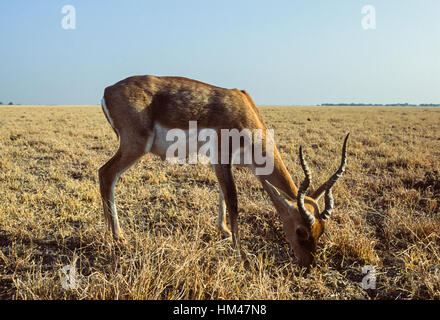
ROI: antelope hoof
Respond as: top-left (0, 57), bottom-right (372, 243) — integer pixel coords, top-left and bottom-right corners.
top-left (113, 232), bottom-right (127, 245)
top-left (218, 225), bottom-right (232, 239)
top-left (236, 249), bottom-right (251, 269)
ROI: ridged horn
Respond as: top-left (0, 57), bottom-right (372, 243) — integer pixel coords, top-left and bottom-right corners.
top-left (311, 133), bottom-right (349, 203)
top-left (297, 146), bottom-right (316, 227)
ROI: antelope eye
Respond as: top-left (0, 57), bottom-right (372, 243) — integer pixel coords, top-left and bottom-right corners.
top-left (296, 226), bottom-right (310, 241)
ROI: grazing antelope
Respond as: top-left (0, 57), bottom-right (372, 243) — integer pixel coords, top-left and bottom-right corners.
top-left (99, 75), bottom-right (349, 266)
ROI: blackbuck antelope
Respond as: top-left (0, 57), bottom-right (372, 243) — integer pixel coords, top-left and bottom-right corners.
top-left (99, 75), bottom-right (349, 266)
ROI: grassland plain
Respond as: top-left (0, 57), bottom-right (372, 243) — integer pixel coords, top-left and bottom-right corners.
top-left (0, 105), bottom-right (439, 300)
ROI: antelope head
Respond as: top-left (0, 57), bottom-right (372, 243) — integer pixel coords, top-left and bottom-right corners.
top-left (264, 134), bottom-right (349, 266)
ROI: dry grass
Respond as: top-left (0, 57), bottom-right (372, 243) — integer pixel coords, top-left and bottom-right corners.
top-left (0, 105), bottom-right (439, 300)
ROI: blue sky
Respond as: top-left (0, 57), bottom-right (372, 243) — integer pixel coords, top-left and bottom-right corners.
top-left (0, 0), bottom-right (439, 105)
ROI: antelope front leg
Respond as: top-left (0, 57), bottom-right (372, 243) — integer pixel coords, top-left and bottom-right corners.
top-left (217, 189), bottom-right (232, 238)
top-left (214, 164), bottom-right (241, 257)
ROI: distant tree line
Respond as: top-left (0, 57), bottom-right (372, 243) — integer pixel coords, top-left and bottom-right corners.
top-left (320, 103), bottom-right (440, 107)
top-left (0, 102), bottom-right (16, 105)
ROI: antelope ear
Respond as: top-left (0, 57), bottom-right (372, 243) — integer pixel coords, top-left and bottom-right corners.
top-left (263, 180), bottom-right (294, 213)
